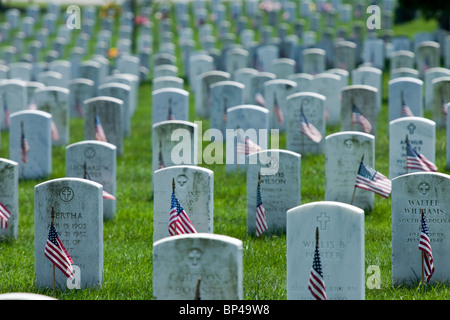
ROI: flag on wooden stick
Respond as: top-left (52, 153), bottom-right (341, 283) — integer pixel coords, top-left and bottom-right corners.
top-left (255, 172), bottom-right (268, 237)
top-left (308, 227), bottom-right (327, 300)
top-left (169, 179), bottom-right (197, 236)
top-left (419, 209), bottom-right (434, 283)
top-left (0, 202), bottom-right (10, 229)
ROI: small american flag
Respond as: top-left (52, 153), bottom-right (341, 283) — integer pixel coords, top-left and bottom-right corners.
top-left (236, 131), bottom-right (263, 155)
top-left (273, 97), bottom-right (284, 125)
top-left (74, 98), bottom-right (84, 117)
top-left (51, 120), bottom-right (59, 141)
top-left (423, 56), bottom-right (429, 72)
top-left (167, 106), bottom-right (175, 120)
top-left (83, 164), bottom-right (116, 200)
top-left (401, 92), bottom-right (413, 117)
top-left (419, 211), bottom-right (435, 283)
top-left (44, 222), bottom-right (74, 279)
top-left (158, 142), bottom-right (165, 169)
top-left (168, 189), bottom-right (197, 236)
top-left (3, 96), bottom-right (9, 127)
top-left (21, 123), bottom-right (30, 164)
top-left (406, 142), bottom-right (437, 172)
top-left (300, 111), bottom-right (322, 143)
top-left (352, 103), bottom-right (372, 133)
top-left (255, 176), bottom-right (268, 237)
top-left (0, 202), bottom-right (10, 229)
top-left (355, 161), bottom-right (392, 198)
top-left (94, 114), bottom-right (107, 142)
top-left (442, 96), bottom-right (447, 116)
top-left (255, 92), bottom-right (266, 107)
top-left (308, 227), bottom-right (327, 300)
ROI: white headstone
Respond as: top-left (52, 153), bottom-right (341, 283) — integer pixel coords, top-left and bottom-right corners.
top-left (287, 201), bottom-right (365, 300)
top-left (0, 159), bottom-right (18, 240)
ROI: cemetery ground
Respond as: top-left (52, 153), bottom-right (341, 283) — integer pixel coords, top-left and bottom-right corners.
top-left (0, 4), bottom-right (449, 301)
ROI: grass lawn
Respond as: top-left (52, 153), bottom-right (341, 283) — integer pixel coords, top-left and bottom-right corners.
top-left (0, 2), bottom-right (449, 301)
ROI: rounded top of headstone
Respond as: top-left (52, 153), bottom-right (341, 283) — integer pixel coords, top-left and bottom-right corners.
top-left (154, 164), bottom-right (213, 176)
top-left (286, 91), bottom-right (326, 101)
top-left (35, 85), bottom-right (70, 94)
top-left (388, 76), bottom-right (423, 86)
top-left (68, 78), bottom-right (95, 86)
top-left (152, 119), bottom-right (198, 129)
top-left (342, 84), bottom-right (379, 93)
top-left (227, 104), bottom-right (269, 114)
top-left (66, 140), bottom-right (117, 151)
top-left (0, 158), bottom-right (18, 167)
top-left (84, 96), bottom-right (123, 105)
top-left (389, 116), bottom-right (436, 127)
top-left (153, 232), bottom-right (242, 249)
top-left (152, 87), bottom-right (189, 96)
top-left (98, 82), bottom-right (131, 91)
top-left (326, 130), bottom-right (375, 140)
top-left (265, 79), bottom-right (297, 88)
top-left (10, 109), bottom-right (53, 120)
top-left (312, 72), bottom-right (341, 81)
top-left (210, 80), bottom-right (245, 89)
top-left (287, 200), bottom-right (364, 216)
top-left (35, 177), bottom-right (102, 191)
top-left (431, 76), bottom-right (450, 84)
top-left (0, 293), bottom-right (57, 300)
top-left (392, 171), bottom-right (450, 183)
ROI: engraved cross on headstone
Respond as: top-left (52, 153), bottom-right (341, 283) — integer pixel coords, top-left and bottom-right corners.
top-left (188, 249), bottom-right (202, 267)
top-left (407, 123), bottom-right (416, 135)
top-left (418, 182), bottom-right (429, 195)
top-left (317, 212), bottom-right (330, 230)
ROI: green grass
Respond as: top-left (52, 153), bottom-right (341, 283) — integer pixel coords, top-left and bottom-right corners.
top-left (0, 2), bottom-right (449, 300)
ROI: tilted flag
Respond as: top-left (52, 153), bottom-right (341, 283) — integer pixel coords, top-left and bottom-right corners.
top-left (273, 96), bottom-right (284, 125)
top-left (308, 227), bottom-right (327, 300)
top-left (406, 141), bottom-right (437, 172)
top-left (255, 173), bottom-right (268, 237)
top-left (401, 91), bottom-right (413, 117)
top-left (51, 120), bottom-right (59, 141)
top-left (423, 55), bottom-right (429, 72)
top-left (94, 114), bottom-right (107, 142)
top-left (21, 122), bottom-right (30, 164)
top-left (352, 103), bottom-right (372, 133)
top-left (158, 141), bottom-right (165, 169)
top-left (168, 188), bottom-right (197, 236)
top-left (74, 98), bottom-right (84, 117)
top-left (355, 161), bottom-right (392, 198)
top-left (300, 110), bottom-right (322, 143)
top-left (255, 92), bottom-right (266, 107)
top-left (44, 222), bottom-right (74, 279)
top-left (442, 95), bottom-right (447, 117)
top-left (2, 96), bottom-right (9, 127)
top-left (167, 98), bottom-right (175, 120)
top-left (419, 211), bottom-right (435, 283)
top-left (236, 130), bottom-right (263, 155)
top-left (0, 202), bottom-right (10, 229)
top-left (83, 162), bottom-right (116, 200)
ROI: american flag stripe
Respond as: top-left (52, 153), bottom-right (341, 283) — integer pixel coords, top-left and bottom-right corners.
top-left (442, 97), bottom-right (447, 116)
top-left (21, 130), bottom-right (30, 164)
top-left (406, 144), bottom-right (437, 172)
top-left (308, 268), bottom-right (327, 300)
top-left (355, 162), bottom-right (392, 198)
top-left (237, 137), bottom-right (263, 155)
top-left (352, 108), bottom-right (372, 133)
top-left (169, 191), bottom-right (197, 236)
top-left (419, 213), bottom-right (434, 282)
top-left (402, 105), bottom-right (413, 117)
top-left (0, 202), bottom-right (10, 229)
top-left (300, 112), bottom-right (322, 143)
top-left (255, 93), bottom-right (266, 107)
top-left (95, 114), bottom-right (107, 142)
top-left (103, 190), bottom-right (116, 200)
top-left (51, 120), bottom-right (59, 141)
top-left (255, 181), bottom-right (268, 237)
top-left (274, 103), bottom-right (284, 125)
top-left (44, 224), bottom-right (74, 279)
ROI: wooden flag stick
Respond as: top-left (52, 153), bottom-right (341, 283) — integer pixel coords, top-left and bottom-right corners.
top-left (194, 277), bottom-right (202, 300)
top-left (351, 154), bottom-right (365, 205)
top-left (172, 178), bottom-right (177, 235)
top-left (421, 208), bottom-right (424, 286)
top-left (51, 206), bottom-right (56, 297)
top-left (315, 226), bottom-right (319, 246)
top-left (405, 135), bottom-right (409, 174)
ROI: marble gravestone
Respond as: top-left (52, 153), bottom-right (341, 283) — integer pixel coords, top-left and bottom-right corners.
top-left (153, 233), bottom-right (243, 300)
top-left (334, 40), bottom-right (356, 71)
top-left (264, 79), bottom-right (297, 132)
top-left (302, 48), bottom-right (326, 75)
top-left (34, 86), bottom-right (70, 146)
top-left (0, 159), bottom-right (18, 240)
top-left (341, 85), bottom-right (378, 136)
top-left (424, 68), bottom-right (450, 111)
top-left (98, 82), bottom-right (132, 137)
top-left (249, 72), bottom-right (276, 107)
top-left (310, 73), bottom-right (342, 126)
top-left (9, 110), bottom-right (52, 180)
top-left (0, 79), bottom-right (28, 128)
top-left (34, 178), bottom-right (103, 289)
top-left (68, 78), bottom-right (94, 118)
top-left (431, 76), bottom-right (450, 128)
top-left (152, 120), bottom-right (198, 172)
top-left (195, 70), bottom-right (230, 118)
top-left (225, 105), bottom-right (269, 172)
top-left (325, 131), bottom-right (376, 210)
top-left (286, 92), bottom-right (326, 155)
top-left (153, 165), bottom-right (213, 242)
top-left (152, 88), bottom-right (189, 125)
top-left (388, 77), bottom-right (424, 122)
top-left (391, 172), bottom-right (450, 286)
top-left (287, 201), bottom-right (365, 300)
top-left (66, 141), bottom-right (117, 220)
top-left (389, 117), bottom-right (436, 179)
top-left (209, 81), bottom-right (244, 135)
top-left (84, 96), bottom-right (124, 155)
top-left (352, 66), bottom-right (382, 113)
top-left (247, 149), bottom-right (301, 235)
top-left (416, 41), bottom-right (440, 79)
